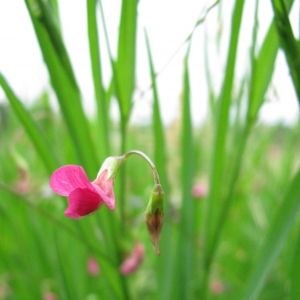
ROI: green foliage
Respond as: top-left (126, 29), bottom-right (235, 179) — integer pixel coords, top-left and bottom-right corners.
top-left (0, 0), bottom-right (300, 299)
top-left (271, 0), bottom-right (300, 103)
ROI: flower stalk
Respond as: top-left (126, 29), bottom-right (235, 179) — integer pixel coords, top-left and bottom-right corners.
top-left (120, 150), bottom-right (161, 186)
top-left (119, 150), bottom-right (165, 255)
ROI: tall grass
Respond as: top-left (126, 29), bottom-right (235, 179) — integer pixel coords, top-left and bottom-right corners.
top-left (1, 0), bottom-right (300, 299)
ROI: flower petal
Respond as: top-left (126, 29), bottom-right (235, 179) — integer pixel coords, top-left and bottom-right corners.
top-left (120, 256), bottom-right (138, 274)
top-left (93, 170), bottom-right (116, 210)
top-left (50, 165), bottom-right (94, 196)
top-left (120, 243), bottom-right (145, 274)
top-left (64, 188), bottom-right (103, 219)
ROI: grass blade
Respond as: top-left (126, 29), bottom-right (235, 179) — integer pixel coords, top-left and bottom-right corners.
top-left (247, 0), bottom-right (294, 124)
top-left (241, 168), bottom-right (300, 300)
top-left (109, 0), bottom-right (139, 231)
top-left (271, 0), bottom-right (300, 103)
top-left (31, 0), bottom-right (78, 90)
top-left (87, 0), bottom-right (110, 161)
top-left (24, 0), bottom-right (98, 175)
top-left (204, 0), bottom-right (245, 271)
top-left (290, 222), bottom-right (300, 300)
top-left (115, 0), bottom-right (138, 122)
top-left (144, 29), bottom-right (172, 300)
top-left (0, 73), bottom-right (59, 173)
top-left (169, 44), bottom-right (196, 299)
top-left (179, 44), bottom-right (196, 299)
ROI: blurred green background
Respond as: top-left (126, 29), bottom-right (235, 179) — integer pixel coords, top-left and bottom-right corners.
top-left (1, 0), bottom-right (300, 299)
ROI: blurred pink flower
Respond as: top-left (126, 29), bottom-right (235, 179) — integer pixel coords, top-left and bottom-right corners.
top-left (87, 256), bottom-right (100, 276)
top-left (210, 279), bottom-right (224, 295)
top-left (0, 286), bottom-right (2, 297)
top-left (43, 292), bottom-right (57, 300)
top-left (49, 165), bottom-right (115, 219)
top-left (0, 283), bottom-right (11, 298)
top-left (120, 243), bottom-right (145, 275)
top-left (192, 181), bottom-right (208, 199)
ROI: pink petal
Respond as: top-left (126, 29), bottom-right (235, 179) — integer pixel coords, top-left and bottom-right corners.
top-left (133, 243), bottom-right (144, 261)
top-left (64, 188), bottom-right (103, 219)
top-left (43, 292), bottom-right (57, 300)
top-left (120, 243), bottom-right (145, 275)
top-left (87, 257), bottom-right (100, 276)
top-left (93, 170), bottom-right (115, 210)
top-left (50, 165), bottom-right (94, 196)
top-left (120, 257), bottom-right (139, 274)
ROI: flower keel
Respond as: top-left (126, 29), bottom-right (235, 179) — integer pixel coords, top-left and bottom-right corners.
top-left (64, 188), bottom-right (103, 219)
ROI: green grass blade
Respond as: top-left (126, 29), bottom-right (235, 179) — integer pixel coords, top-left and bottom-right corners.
top-left (204, 0), bottom-right (245, 269)
top-left (169, 44), bottom-right (195, 299)
top-left (0, 181), bottom-right (129, 299)
top-left (24, 0), bottom-right (98, 175)
top-left (101, 0), bottom-right (138, 233)
top-left (0, 181), bottom-right (115, 266)
top-left (0, 73), bottom-right (59, 173)
top-left (115, 0), bottom-right (138, 122)
top-left (290, 222), bottom-right (300, 299)
top-left (209, 0), bottom-right (294, 266)
top-left (179, 44), bottom-right (196, 299)
top-left (144, 30), bottom-right (170, 198)
top-left (204, 32), bottom-right (216, 120)
top-left (87, 0), bottom-right (110, 161)
top-left (247, 0), bottom-right (294, 124)
top-left (144, 29), bottom-right (172, 300)
top-left (241, 168), bottom-right (300, 300)
top-left (247, 26), bottom-right (278, 124)
top-left (206, 0), bottom-right (257, 270)
top-left (30, 0), bottom-right (79, 90)
top-left (33, 0), bottom-right (79, 90)
top-left (271, 0), bottom-right (300, 103)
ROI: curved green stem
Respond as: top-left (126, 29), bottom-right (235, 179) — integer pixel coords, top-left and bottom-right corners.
top-left (121, 150), bottom-right (160, 186)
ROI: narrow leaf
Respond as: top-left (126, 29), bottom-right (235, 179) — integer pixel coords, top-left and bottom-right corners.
top-left (247, 0), bottom-right (294, 123)
top-left (170, 44), bottom-right (196, 299)
top-left (290, 222), bottom-right (300, 300)
top-left (115, 0), bottom-right (138, 122)
top-left (0, 73), bottom-right (59, 173)
top-left (87, 0), bottom-right (110, 161)
top-left (271, 0), bottom-right (300, 103)
top-left (241, 169), bottom-right (300, 300)
top-left (204, 0), bottom-right (245, 266)
top-left (24, 0), bottom-right (99, 175)
top-left (145, 29), bottom-right (172, 300)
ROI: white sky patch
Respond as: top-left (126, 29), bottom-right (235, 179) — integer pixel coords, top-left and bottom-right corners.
top-left (0, 0), bottom-right (299, 126)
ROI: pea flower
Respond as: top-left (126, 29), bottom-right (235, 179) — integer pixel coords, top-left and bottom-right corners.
top-left (49, 150), bottom-right (165, 255)
top-left (49, 157), bottom-right (119, 219)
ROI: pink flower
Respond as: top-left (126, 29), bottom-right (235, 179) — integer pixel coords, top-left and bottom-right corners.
top-left (87, 256), bottom-right (100, 276)
top-left (192, 181), bottom-right (208, 199)
top-left (49, 165), bottom-right (115, 219)
top-left (210, 279), bottom-right (224, 295)
top-left (120, 243), bottom-right (145, 275)
top-left (43, 292), bottom-right (57, 300)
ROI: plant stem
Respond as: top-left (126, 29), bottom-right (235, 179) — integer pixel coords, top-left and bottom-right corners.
top-left (122, 150), bottom-right (161, 186)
